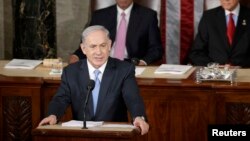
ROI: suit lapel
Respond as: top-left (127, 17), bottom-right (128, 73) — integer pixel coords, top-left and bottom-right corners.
top-left (110, 6), bottom-right (118, 43)
top-left (232, 6), bottom-right (248, 48)
top-left (217, 7), bottom-right (231, 52)
top-left (126, 4), bottom-right (141, 55)
top-left (95, 58), bottom-right (116, 117)
top-left (79, 60), bottom-right (89, 92)
top-left (78, 60), bottom-right (94, 120)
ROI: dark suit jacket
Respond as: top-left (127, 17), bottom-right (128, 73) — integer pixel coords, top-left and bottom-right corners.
top-left (74, 3), bottom-right (163, 64)
top-left (189, 5), bottom-right (250, 67)
top-left (48, 57), bottom-right (146, 122)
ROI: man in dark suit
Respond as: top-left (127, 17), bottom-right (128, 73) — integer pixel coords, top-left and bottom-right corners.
top-left (39, 25), bottom-right (149, 135)
top-left (189, 0), bottom-right (250, 67)
top-left (69, 0), bottom-right (163, 66)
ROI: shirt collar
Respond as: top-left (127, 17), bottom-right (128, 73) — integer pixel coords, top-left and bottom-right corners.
top-left (87, 59), bottom-right (107, 75)
top-left (117, 2), bottom-right (133, 17)
top-left (225, 3), bottom-right (240, 16)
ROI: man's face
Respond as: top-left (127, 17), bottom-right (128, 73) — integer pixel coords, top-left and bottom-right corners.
top-left (81, 30), bottom-right (111, 69)
top-left (116, 0), bottom-right (133, 10)
top-left (220, 0), bottom-right (239, 11)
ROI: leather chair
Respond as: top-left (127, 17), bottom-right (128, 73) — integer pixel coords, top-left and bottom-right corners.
top-left (240, 0), bottom-right (250, 8)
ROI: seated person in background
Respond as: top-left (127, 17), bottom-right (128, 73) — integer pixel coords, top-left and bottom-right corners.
top-left (189, 0), bottom-right (250, 67)
top-left (39, 25), bottom-right (149, 135)
top-left (69, 0), bottom-right (163, 66)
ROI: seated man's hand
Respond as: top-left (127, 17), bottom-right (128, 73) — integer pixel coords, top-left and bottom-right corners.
top-left (138, 60), bottom-right (147, 66)
top-left (69, 54), bottom-right (80, 64)
top-left (38, 115), bottom-right (57, 126)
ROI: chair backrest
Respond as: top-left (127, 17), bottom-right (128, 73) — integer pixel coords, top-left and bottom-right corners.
top-left (240, 0), bottom-right (250, 8)
top-left (90, 0), bottom-right (161, 23)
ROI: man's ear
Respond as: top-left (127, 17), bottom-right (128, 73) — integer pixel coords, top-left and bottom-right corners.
top-left (80, 43), bottom-right (86, 55)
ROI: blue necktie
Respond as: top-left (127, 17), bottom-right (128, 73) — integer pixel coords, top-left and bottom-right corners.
top-left (92, 70), bottom-right (101, 115)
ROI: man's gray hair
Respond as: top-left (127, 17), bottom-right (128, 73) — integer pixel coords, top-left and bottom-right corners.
top-left (81, 25), bottom-right (110, 43)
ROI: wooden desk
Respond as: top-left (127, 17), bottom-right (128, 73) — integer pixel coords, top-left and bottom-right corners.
top-left (1, 60), bottom-right (250, 141)
top-left (32, 123), bottom-right (143, 141)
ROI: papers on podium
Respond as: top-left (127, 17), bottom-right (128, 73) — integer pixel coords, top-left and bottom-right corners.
top-left (154, 64), bottom-right (192, 75)
top-left (62, 120), bottom-right (103, 127)
top-left (61, 120), bottom-right (135, 129)
top-left (4, 59), bottom-right (42, 69)
top-left (102, 124), bottom-right (135, 128)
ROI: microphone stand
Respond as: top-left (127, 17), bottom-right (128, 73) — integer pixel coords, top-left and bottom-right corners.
top-left (82, 83), bottom-right (94, 129)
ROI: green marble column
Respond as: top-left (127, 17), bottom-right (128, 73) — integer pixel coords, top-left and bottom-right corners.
top-left (13, 0), bottom-right (56, 59)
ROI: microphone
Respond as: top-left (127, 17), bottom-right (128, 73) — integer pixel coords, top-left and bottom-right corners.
top-left (82, 79), bottom-right (95, 129)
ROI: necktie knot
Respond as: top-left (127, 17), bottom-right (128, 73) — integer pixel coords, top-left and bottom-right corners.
top-left (228, 13), bottom-right (234, 25)
top-left (229, 13), bottom-right (234, 18)
top-left (121, 12), bottom-right (126, 18)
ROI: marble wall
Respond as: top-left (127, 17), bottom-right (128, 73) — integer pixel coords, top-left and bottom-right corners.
top-left (2, 0), bottom-right (13, 59)
top-left (0, 0), bottom-right (90, 61)
top-left (56, 0), bottom-right (90, 62)
top-left (13, 0), bottom-right (57, 59)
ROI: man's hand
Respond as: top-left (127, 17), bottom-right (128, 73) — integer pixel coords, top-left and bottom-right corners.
top-left (138, 60), bottom-right (147, 66)
top-left (38, 115), bottom-right (57, 126)
top-left (69, 54), bottom-right (80, 64)
top-left (133, 116), bottom-right (149, 135)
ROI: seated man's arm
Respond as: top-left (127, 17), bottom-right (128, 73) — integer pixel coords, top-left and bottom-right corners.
top-left (189, 13), bottom-right (212, 66)
top-left (142, 11), bottom-right (163, 64)
top-left (69, 47), bottom-right (87, 64)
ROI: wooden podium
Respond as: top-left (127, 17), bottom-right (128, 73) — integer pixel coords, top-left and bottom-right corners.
top-left (3, 59), bottom-right (250, 141)
top-left (32, 123), bottom-right (145, 141)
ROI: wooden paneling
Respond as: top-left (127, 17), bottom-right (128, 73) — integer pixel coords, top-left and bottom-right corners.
top-left (2, 96), bottom-right (32, 141)
top-left (2, 72), bottom-right (250, 141)
top-left (0, 75), bottom-right (42, 141)
top-left (32, 126), bottom-right (143, 141)
top-left (137, 78), bottom-right (214, 141)
top-left (215, 86), bottom-right (250, 124)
